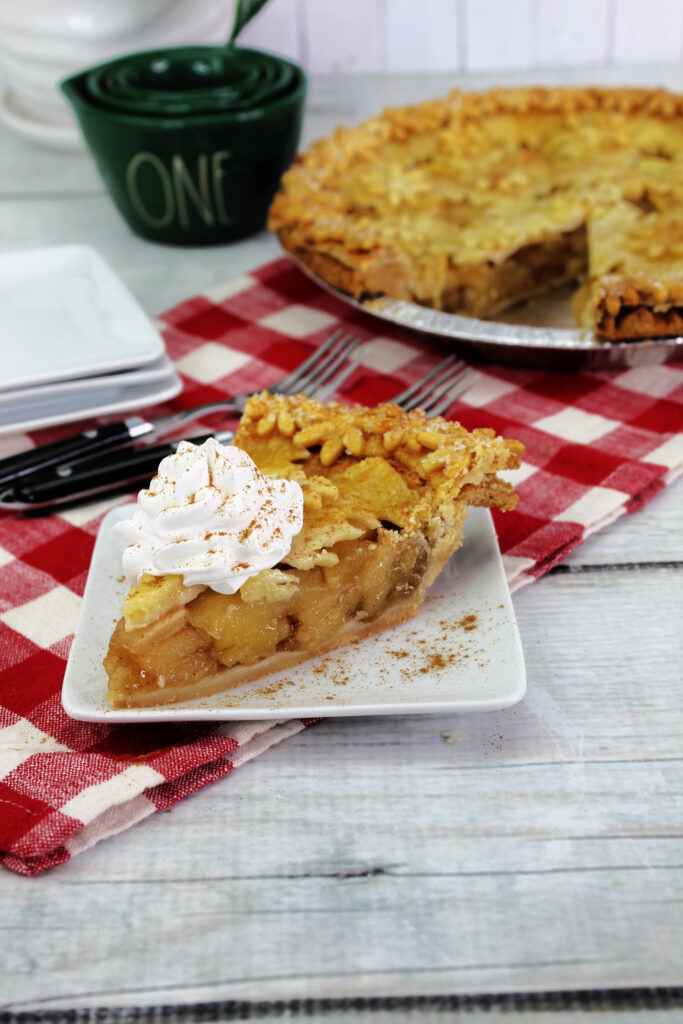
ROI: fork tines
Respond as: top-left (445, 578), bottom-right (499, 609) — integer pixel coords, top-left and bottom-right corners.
top-left (393, 355), bottom-right (476, 416)
top-left (273, 329), bottom-right (363, 399)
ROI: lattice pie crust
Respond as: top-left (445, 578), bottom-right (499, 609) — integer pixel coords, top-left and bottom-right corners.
top-left (269, 87), bottom-right (683, 341)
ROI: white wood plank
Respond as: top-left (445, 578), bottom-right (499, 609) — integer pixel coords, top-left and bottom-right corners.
top-left (614, 0), bottom-right (683, 63)
top-left (237, 0), bottom-right (302, 64)
top-left (3, 869), bottom-right (683, 1007)
top-left (561, 480), bottom-right (683, 566)
top-left (534, 0), bottom-right (611, 67)
top-left (1, 568), bottom-right (681, 1008)
top-left (303, 0), bottom-right (381, 74)
top-left (1, 6), bottom-right (683, 93)
top-left (383, 0), bottom-right (460, 73)
top-left (464, 0), bottom-right (533, 71)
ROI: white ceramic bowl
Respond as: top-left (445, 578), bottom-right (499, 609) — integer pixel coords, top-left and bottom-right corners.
top-left (0, 0), bottom-right (234, 148)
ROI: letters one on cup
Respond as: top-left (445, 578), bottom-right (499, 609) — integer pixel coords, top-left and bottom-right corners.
top-left (126, 150), bottom-right (234, 229)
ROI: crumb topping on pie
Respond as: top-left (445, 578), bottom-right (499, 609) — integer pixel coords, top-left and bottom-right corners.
top-left (105, 392), bottom-right (522, 707)
top-left (269, 86), bottom-right (683, 341)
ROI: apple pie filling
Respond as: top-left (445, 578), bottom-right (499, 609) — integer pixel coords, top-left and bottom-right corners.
top-left (105, 524), bottom-right (436, 706)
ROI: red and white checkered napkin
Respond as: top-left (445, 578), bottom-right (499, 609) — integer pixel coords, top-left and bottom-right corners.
top-left (1, 257), bottom-right (682, 876)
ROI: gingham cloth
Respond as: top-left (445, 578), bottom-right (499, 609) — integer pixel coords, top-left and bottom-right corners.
top-left (1, 256), bottom-right (682, 876)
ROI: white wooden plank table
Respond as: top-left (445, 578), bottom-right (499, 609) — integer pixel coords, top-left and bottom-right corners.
top-left (1, 67), bottom-right (682, 1022)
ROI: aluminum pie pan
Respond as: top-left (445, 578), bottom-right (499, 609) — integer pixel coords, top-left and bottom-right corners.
top-left (292, 255), bottom-right (683, 371)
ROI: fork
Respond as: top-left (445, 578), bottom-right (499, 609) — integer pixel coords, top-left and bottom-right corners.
top-left (2, 331), bottom-right (365, 509)
top-left (392, 355), bottom-right (478, 415)
top-left (4, 344), bottom-right (476, 510)
top-left (149, 327), bottom-right (364, 427)
top-left (0, 328), bottom-right (363, 491)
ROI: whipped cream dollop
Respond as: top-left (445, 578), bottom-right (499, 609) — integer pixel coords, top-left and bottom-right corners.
top-left (115, 438), bottom-right (303, 595)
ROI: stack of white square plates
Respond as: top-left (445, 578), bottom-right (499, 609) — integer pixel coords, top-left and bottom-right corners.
top-left (0, 244), bottom-right (182, 435)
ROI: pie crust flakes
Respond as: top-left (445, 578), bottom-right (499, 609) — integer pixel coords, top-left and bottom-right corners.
top-left (104, 393), bottom-right (523, 708)
top-left (269, 86), bottom-right (683, 341)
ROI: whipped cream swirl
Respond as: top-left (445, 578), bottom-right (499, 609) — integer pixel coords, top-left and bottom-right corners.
top-left (115, 438), bottom-right (303, 595)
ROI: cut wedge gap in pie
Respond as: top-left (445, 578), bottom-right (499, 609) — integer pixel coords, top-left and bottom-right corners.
top-left (105, 392), bottom-right (523, 708)
top-left (269, 86), bottom-right (683, 341)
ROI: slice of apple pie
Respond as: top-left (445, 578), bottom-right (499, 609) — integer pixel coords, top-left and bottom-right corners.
top-left (105, 393), bottom-right (523, 707)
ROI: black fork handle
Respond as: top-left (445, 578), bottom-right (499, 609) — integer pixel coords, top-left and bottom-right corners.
top-left (13, 434), bottom-right (222, 506)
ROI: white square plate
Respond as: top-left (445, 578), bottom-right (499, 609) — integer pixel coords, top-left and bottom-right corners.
top-left (0, 367), bottom-right (182, 435)
top-left (0, 245), bottom-right (164, 391)
top-left (0, 353), bottom-right (176, 408)
top-left (63, 506), bottom-right (526, 722)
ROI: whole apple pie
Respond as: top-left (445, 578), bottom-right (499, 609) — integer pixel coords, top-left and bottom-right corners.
top-left (105, 393), bottom-right (523, 708)
top-left (269, 86), bottom-right (683, 341)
